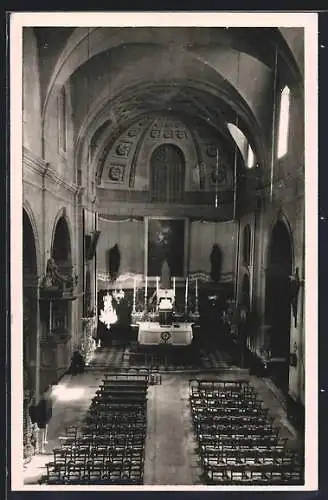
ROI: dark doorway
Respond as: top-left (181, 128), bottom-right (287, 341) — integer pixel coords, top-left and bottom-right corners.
top-left (51, 215), bottom-right (73, 325)
top-left (23, 209), bottom-right (38, 393)
top-left (23, 209), bottom-right (38, 460)
top-left (265, 220), bottom-right (293, 395)
top-left (150, 144), bottom-right (185, 203)
top-left (53, 216), bottom-right (72, 271)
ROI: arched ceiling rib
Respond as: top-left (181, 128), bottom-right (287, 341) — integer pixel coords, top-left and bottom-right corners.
top-left (35, 26), bottom-right (303, 176)
top-left (69, 42), bottom-right (271, 168)
top-left (76, 79), bottom-right (266, 176)
top-left (39, 26), bottom-right (302, 116)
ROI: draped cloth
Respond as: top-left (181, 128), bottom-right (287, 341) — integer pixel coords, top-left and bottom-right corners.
top-left (97, 218), bottom-right (144, 286)
top-left (189, 220), bottom-right (235, 279)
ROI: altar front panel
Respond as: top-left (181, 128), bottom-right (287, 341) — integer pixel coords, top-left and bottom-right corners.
top-left (137, 322), bottom-right (193, 346)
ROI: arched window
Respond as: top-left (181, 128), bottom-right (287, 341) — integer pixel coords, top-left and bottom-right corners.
top-left (227, 123), bottom-right (248, 164)
top-left (150, 144), bottom-right (185, 203)
top-left (228, 123), bottom-right (256, 169)
top-left (277, 86), bottom-right (290, 159)
top-left (247, 144), bottom-right (255, 169)
top-left (52, 216), bottom-right (71, 269)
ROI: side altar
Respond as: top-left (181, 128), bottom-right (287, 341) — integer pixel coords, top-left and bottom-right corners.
top-left (39, 257), bottom-right (78, 390)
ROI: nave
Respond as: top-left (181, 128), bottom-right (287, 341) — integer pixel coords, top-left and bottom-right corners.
top-left (20, 22), bottom-right (312, 489)
top-left (23, 345), bottom-right (303, 486)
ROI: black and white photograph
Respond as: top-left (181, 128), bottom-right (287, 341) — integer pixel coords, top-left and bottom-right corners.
top-left (10, 12), bottom-right (318, 491)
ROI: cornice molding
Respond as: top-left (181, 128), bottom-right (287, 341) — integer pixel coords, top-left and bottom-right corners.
top-left (45, 167), bottom-right (78, 196)
top-left (23, 147), bottom-right (80, 196)
top-left (23, 147), bottom-right (48, 176)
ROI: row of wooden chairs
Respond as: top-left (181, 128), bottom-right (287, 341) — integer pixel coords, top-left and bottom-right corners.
top-left (189, 379), bottom-right (303, 485)
top-left (42, 373), bottom-right (149, 485)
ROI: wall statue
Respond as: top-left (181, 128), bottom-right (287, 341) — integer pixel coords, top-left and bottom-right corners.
top-left (290, 267), bottom-right (303, 328)
top-left (210, 244), bottom-right (222, 283)
top-left (160, 258), bottom-right (171, 289)
top-left (42, 257), bottom-right (74, 290)
top-left (108, 243), bottom-right (121, 282)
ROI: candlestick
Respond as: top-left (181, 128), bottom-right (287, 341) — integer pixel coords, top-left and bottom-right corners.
top-left (215, 146), bottom-right (219, 208)
top-left (185, 276), bottom-right (188, 313)
top-left (132, 277), bottom-right (136, 313)
top-left (144, 275), bottom-right (148, 310)
top-left (195, 278), bottom-right (199, 315)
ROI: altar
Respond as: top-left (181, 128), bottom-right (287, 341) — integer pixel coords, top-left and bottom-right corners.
top-left (137, 321), bottom-right (193, 347)
top-left (136, 285), bottom-right (195, 347)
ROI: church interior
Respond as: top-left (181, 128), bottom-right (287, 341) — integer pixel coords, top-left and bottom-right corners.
top-left (21, 25), bottom-right (307, 486)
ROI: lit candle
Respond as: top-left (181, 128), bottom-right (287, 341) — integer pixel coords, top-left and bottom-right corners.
top-left (195, 278), bottom-right (198, 300)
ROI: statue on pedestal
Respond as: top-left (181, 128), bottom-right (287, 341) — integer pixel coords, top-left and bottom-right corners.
top-left (290, 267), bottom-right (303, 328)
top-left (108, 243), bottom-right (121, 282)
top-left (160, 258), bottom-right (171, 289)
top-left (42, 256), bottom-right (74, 290)
top-left (210, 244), bottom-right (222, 284)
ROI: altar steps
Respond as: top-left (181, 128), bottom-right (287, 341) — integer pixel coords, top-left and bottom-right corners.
top-left (86, 344), bottom-right (246, 374)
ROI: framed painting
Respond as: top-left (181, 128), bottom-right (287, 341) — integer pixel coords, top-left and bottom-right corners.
top-left (145, 217), bottom-right (188, 277)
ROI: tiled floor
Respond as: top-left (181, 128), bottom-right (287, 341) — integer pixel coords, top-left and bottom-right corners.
top-left (23, 349), bottom-right (304, 486)
top-left (87, 343), bottom-right (234, 371)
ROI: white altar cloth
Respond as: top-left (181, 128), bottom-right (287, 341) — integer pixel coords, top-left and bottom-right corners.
top-left (137, 322), bottom-right (193, 346)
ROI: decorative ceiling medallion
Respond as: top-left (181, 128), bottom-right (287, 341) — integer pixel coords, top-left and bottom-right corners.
top-left (128, 128), bottom-right (138, 138)
top-left (160, 331), bottom-right (171, 343)
top-left (115, 141), bottom-right (132, 157)
top-left (150, 129), bottom-right (161, 139)
top-left (176, 130), bottom-right (187, 139)
top-left (164, 129), bottom-right (174, 139)
top-left (108, 164), bottom-right (125, 183)
top-left (206, 144), bottom-right (218, 157)
top-left (210, 167), bottom-right (226, 185)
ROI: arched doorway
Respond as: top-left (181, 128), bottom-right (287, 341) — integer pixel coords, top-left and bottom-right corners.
top-left (52, 215), bottom-right (72, 274)
top-left (51, 215), bottom-right (73, 336)
top-left (23, 209), bottom-right (38, 393)
top-left (150, 144), bottom-right (185, 203)
top-left (265, 219), bottom-right (293, 395)
top-left (23, 208), bottom-right (38, 460)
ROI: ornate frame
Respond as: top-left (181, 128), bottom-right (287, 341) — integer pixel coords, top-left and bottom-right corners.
top-left (144, 217), bottom-right (189, 278)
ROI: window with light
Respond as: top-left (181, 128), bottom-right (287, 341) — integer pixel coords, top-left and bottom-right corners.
top-left (277, 86), bottom-right (290, 159)
top-left (247, 144), bottom-right (255, 169)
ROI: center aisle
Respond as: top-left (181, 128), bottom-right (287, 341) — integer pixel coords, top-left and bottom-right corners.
top-left (144, 375), bottom-right (202, 485)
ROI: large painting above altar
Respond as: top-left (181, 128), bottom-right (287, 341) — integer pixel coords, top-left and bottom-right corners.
top-left (146, 218), bottom-right (186, 277)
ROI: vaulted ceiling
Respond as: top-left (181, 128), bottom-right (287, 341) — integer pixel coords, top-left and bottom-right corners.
top-left (34, 26), bottom-right (304, 177)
